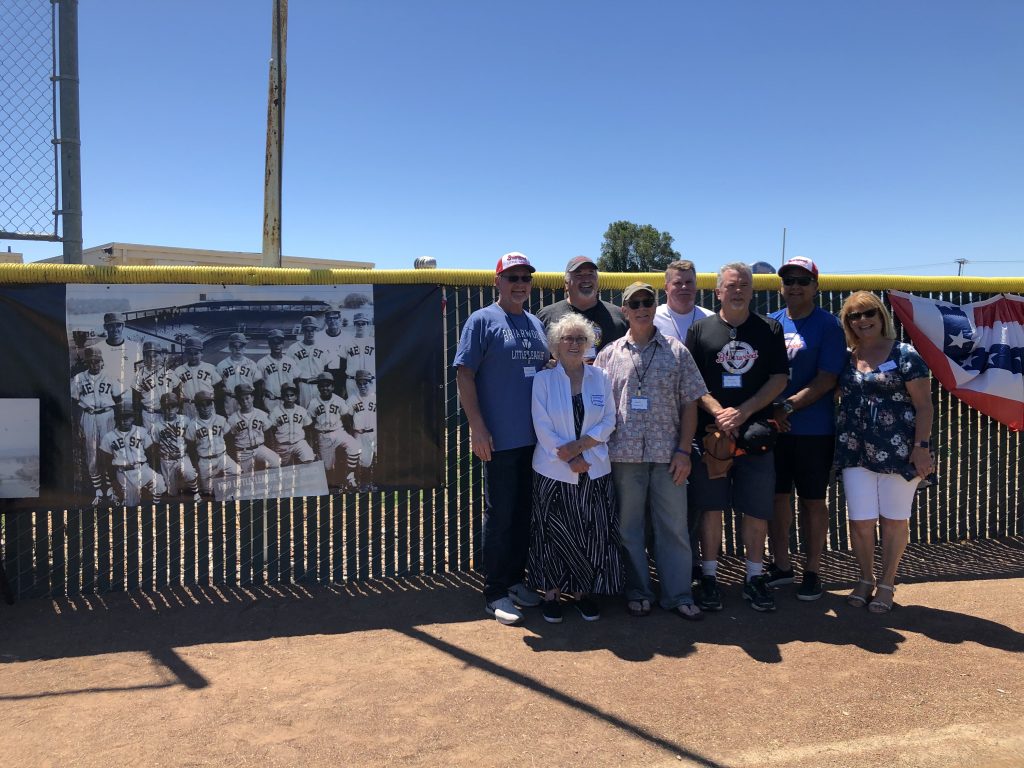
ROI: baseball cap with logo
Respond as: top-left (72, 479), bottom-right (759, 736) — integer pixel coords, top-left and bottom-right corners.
top-left (565, 256), bottom-right (598, 273)
top-left (355, 370), bottom-right (374, 382)
top-left (103, 312), bottom-right (123, 325)
top-left (234, 383), bottom-right (255, 396)
top-left (300, 315), bottom-right (317, 328)
top-left (495, 252), bottom-right (535, 275)
top-left (314, 371), bottom-right (334, 385)
top-left (185, 336), bottom-right (202, 350)
top-left (160, 392), bottom-right (179, 408)
top-left (267, 329), bottom-right (285, 341)
top-left (778, 256), bottom-right (819, 280)
top-left (228, 332), bottom-right (247, 344)
top-left (622, 281), bottom-right (656, 303)
top-left (194, 391), bottom-right (214, 404)
top-left (143, 341), bottom-right (157, 353)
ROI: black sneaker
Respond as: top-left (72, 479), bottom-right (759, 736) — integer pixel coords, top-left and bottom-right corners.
top-left (697, 576), bottom-right (723, 611)
top-left (743, 575), bottom-right (777, 611)
top-left (797, 571), bottom-right (824, 601)
top-left (765, 563), bottom-right (795, 586)
top-left (541, 599), bottom-right (563, 624)
top-left (574, 596), bottom-right (601, 622)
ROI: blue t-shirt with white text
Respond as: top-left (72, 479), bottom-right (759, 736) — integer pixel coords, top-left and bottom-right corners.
top-left (453, 303), bottom-right (549, 452)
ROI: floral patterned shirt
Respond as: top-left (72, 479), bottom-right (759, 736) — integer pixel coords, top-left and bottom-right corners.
top-left (594, 329), bottom-right (708, 464)
top-left (835, 342), bottom-right (929, 475)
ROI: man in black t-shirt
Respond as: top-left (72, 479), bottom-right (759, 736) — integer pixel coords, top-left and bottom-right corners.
top-left (536, 256), bottom-right (628, 361)
top-left (685, 262), bottom-right (789, 612)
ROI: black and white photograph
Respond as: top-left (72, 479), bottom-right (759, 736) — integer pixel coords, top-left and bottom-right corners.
top-left (66, 284), bottom-right (377, 502)
top-left (0, 398), bottom-right (41, 499)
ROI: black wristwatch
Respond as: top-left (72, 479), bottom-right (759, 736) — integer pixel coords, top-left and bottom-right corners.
top-left (915, 440), bottom-right (931, 449)
top-left (777, 400), bottom-right (794, 415)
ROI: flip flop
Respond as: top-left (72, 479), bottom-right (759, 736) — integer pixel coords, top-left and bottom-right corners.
top-left (627, 599), bottom-right (651, 617)
top-left (674, 603), bottom-right (704, 621)
top-left (868, 584), bottom-right (895, 614)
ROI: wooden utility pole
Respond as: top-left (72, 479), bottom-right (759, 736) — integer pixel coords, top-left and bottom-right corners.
top-left (262, 0), bottom-right (287, 268)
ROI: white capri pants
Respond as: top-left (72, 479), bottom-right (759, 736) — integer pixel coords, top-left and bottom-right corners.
top-left (842, 467), bottom-right (918, 522)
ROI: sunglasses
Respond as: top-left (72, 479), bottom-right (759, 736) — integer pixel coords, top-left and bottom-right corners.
top-left (782, 276), bottom-right (814, 287)
top-left (847, 308), bottom-right (878, 322)
top-left (560, 335), bottom-right (588, 345)
top-left (502, 273), bottom-right (533, 283)
top-left (626, 298), bottom-right (655, 309)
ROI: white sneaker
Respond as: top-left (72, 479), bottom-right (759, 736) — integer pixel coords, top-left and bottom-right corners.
top-left (507, 582), bottom-right (542, 607)
top-left (485, 596), bottom-right (523, 625)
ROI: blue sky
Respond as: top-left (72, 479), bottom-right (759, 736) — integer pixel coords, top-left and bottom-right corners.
top-left (5, 1), bottom-right (1023, 277)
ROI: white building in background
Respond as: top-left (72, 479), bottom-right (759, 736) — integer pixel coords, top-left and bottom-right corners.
top-left (34, 242), bottom-right (375, 270)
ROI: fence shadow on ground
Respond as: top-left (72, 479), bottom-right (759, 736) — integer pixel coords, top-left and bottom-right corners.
top-left (3, 539), bottom-right (1024, 768)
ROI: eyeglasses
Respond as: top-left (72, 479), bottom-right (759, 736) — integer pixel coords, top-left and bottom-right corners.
top-left (502, 273), bottom-right (533, 283)
top-left (782, 276), bottom-right (814, 287)
top-left (847, 308), bottom-right (878, 322)
top-left (560, 335), bottom-right (588, 345)
top-left (626, 298), bottom-right (655, 309)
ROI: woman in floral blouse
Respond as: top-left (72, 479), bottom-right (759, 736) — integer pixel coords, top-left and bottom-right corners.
top-left (835, 291), bottom-right (934, 613)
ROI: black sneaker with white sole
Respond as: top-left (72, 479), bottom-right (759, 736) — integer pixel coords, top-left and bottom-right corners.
top-left (541, 599), bottom-right (563, 624)
top-left (697, 575), bottom-right (723, 611)
top-left (743, 575), bottom-right (777, 611)
top-left (765, 563), bottom-right (795, 586)
top-left (797, 571), bottom-right (824, 601)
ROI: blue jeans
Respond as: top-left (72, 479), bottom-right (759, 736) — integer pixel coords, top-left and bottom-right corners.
top-left (482, 446), bottom-right (534, 603)
top-left (611, 462), bottom-right (694, 609)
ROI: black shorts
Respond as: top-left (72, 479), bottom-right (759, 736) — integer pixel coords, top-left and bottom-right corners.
top-left (689, 450), bottom-right (775, 520)
top-left (773, 433), bottom-right (835, 499)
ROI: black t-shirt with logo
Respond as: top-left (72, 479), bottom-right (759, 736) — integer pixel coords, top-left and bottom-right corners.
top-left (685, 312), bottom-right (789, 432)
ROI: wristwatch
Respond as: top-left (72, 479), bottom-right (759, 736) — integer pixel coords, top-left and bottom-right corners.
top-left (780, 400), bottom-right (795, 415)
top-left (915, 440), bottom-right (931, 449)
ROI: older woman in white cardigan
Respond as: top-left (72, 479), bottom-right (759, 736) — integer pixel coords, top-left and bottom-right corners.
top-left (528, 313), bottom-right (621, 624)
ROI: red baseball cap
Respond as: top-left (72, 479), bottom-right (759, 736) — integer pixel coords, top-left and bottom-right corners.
top-left (778, 256), bottom-right (819, 279)
top-left (495, 252), bottom-right (536, 274)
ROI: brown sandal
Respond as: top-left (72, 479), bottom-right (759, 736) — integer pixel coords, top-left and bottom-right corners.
top-left (847, 579), bottom-right (875, 608)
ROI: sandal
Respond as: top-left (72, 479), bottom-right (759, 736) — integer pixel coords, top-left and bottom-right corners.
top-left (847, 579), bottom-right (875, 608)
top-left (674, 603), bottom-right (704, 621)
top-left (868, 584), bottom-right (896, 614)
top-left (627, 599), bottom-right (652, 617)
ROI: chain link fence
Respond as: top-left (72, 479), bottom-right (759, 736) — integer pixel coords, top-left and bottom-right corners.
top-left (0, 0), bottom-right (59, 239)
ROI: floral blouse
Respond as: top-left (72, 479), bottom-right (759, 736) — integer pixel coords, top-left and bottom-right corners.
top-left (835, 342), bottom-right (929, 476)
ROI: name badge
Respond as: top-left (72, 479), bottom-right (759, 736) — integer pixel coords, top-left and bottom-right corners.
top-left (722, 374), bottom-right (742, 388)
top-left (590, 394), bottom-right (605, 407)
top-left (878, 360), bottom-right (897, 372)
top-left (630, 396), bottom-right (650, 411)
top-left (523, 366), bottom-right (536, 378)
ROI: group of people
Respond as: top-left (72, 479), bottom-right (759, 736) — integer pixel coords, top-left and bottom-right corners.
top-left (71, 309), bottom-right (378, 505)
top-left (455, 252), bottom-right (934, 626)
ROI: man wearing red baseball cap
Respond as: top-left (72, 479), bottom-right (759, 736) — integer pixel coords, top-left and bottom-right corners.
top-left (536, 256), bottom-right (627, 361)
top-left (454, 252), bottom-right (550, 625)
top-left (765, 256), bottom-right (847, 601)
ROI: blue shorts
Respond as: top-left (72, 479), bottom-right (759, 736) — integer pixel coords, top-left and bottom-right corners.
top-left (689, 450), bottom-right (775, 520)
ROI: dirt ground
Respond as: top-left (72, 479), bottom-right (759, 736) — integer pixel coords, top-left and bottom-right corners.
top-left (3, 539), bottom-right (1024, 768)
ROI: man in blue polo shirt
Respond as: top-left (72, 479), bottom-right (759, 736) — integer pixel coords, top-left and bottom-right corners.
top-left (766, 256), bottom-right (847, 600)
top-left (454, 252), bottom-right (550, 625)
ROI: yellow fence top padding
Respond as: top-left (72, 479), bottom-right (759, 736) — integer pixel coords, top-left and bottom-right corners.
top-left (0, 263), bottom-right (1022, 293)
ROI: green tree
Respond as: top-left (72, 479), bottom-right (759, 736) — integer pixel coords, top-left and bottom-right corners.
top-left (597, 220), bottom-right (681, 272)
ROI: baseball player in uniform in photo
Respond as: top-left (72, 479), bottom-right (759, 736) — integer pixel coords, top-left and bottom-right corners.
top-left (98, 312), bottom-right (143, 407)
top-left (308, 371), bottom-right (360, 489)
top-left (71, 347), bottom-right (124, 502)
top-left (226, 383), bottom-right (281, 473)
top-left (185, 391), bottom-right (240, 496)
top-left (216, 332), bottom-right (259, 417)
top-left (289, 316), bottom-right (330, 409)
top-left (100, 403), bottom-right (166, 506)
top-left (317, 307), bottom-right (351, 397)
top-left (255, 329), bottom-right (299, 411)
top-left (133, 341), bottom-right (178, 429)
top-left (266, 382), bottom-right (315, 466)
top-left (149, 392), bottom-right (201, 501)
top-left (344, 312), bottom-right (375, 386)
top-left (174, 337), bottom-right (218, 420)
top-left (350, 369), bottom-right (377, 486)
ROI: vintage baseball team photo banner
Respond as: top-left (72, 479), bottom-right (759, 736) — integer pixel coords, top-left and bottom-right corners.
top-left (0, 282), bottom-right (443, 510)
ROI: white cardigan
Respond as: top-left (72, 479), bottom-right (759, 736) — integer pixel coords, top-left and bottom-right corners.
top-left (531, 362), bottom-right (616, 484)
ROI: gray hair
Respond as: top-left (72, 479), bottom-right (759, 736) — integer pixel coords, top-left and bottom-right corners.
top-left (546, 313), bottom-right (596, 359)
top-left (717, 262), bottom-right (752, 289)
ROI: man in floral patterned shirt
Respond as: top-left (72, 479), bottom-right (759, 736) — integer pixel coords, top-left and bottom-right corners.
top-left (594, 281), bottom-right (708, 620)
